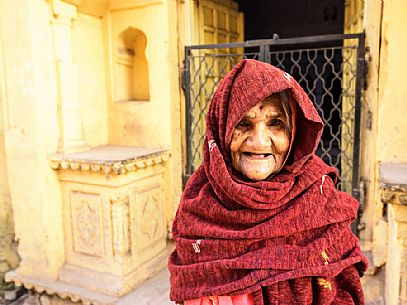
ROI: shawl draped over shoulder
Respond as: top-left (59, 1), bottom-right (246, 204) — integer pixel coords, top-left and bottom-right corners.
top-left (168, 59), bottom-right (368, 304)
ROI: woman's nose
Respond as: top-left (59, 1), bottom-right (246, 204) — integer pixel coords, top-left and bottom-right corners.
top-left (247, 124), bottom-right (271, 148)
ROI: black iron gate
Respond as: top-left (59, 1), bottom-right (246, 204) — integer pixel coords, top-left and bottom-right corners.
top-left (182, 33), bottom-right (365, 229)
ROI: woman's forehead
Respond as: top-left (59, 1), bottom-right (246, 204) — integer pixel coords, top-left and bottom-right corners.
top-left (261, 94), bottom-right (282, 105)
top-left (244, 95), bottom-right (283, 117)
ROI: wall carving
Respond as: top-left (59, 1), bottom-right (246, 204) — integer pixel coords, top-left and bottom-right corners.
top-left (381, 183), bottom-right (407, 206)
top-left (400, 259), bottom-right (407, 303)
top-left (110, 195), bottom-right (130, 256)
top-left (136, 186), bottom-right (164, 251)
top-left (70, 192), bottom-right (104, 257)
top-left (141, 191), bottom-right (160, 239)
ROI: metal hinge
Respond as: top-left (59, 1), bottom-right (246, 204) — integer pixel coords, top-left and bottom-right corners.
top-left (357, 179), bottom-right (367, 235)
top-left (181, 61), bottom-right (187, 93)
top-left (363, 47), bottom-right (370, 90)
top-left (182, 174), bottom-right (191, 189)
top-left (366, 110), bottom-right (373, 130)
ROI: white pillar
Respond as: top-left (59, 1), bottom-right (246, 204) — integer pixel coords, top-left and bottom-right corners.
top-left (50, 0), bottom-right (87, 153)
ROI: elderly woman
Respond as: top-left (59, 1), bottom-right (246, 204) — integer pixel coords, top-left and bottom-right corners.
top-left (168, 59), bottom-right (368, 304)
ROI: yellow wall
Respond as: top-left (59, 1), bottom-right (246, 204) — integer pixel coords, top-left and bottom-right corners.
top-left (359, 0), bottom-right (383, 253)
top-left (0, 0), bottom-right (65, 280)
top-left (165, 0), bottom-right (183, 230)
top-left (377, 2), bottom-right (407, 299)
top-left (0, 9), bottom-right (18, 282)
top-left (377, 0), bottom-right (407, 163)
top-left (0, 90), bottom-right (19, 290)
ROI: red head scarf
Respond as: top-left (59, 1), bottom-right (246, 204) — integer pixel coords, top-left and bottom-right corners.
top-left (169, 60), bottom-right (368, 303)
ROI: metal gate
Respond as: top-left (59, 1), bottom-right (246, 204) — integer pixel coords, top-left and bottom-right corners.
top-left (182, 33), bottom-right (365, 208)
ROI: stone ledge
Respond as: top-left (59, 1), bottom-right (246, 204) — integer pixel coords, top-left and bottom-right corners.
top-left (5, 272), bottom-right (116, 305)
top-left (381, 188), bottom-right (407, 206)
top-left (380, 162), bottom-right (407, 206)
top-left (380, 163), bottom-right (407, 187)
top-left (49, 145), bottom-right (169, 175)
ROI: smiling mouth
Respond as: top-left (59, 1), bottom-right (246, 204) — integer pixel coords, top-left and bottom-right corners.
top-left (242, 152), bottom-right (273, 160)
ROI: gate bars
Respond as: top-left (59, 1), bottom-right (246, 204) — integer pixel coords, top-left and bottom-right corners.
top-left (182, 33), bottom-right (366, 230)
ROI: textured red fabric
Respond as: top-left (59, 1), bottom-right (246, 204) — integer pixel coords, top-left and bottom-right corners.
top-left (168, 59), bottom-right (368, 304)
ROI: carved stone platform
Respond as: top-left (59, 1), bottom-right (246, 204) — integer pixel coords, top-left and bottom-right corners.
top-left (7, 145), bottom-right (171, 305)
top-left (380, 163), bottom-right (407, 305)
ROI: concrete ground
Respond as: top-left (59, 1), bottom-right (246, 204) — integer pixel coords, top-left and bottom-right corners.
top-left (362, 267), bottom-right (385, 305)
top-left (137, 266), bottom-right (385, 305)
top-left (117, 267), bottom-right (172, 305)
top-left (4, 262), bottom-right (385, 305)
top-left (3, 268), bottom-right (385, 305)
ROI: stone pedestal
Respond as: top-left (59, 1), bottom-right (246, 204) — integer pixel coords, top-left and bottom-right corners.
top-left (6, 145), bottom-right (171, 305)
top-left (380, 163), bottom-right (407, 305)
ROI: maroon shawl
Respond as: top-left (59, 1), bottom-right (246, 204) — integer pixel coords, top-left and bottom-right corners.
top-left (169, 59), bottom-right (368, 304)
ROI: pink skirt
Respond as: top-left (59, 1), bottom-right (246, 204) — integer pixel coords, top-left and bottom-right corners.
top-left (184, 293), bottom-right (254, 305)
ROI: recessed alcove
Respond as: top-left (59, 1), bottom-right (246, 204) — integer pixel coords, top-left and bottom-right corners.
top-left (115, 27), bottom-right (150, 102)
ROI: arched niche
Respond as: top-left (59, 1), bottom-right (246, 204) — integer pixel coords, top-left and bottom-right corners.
top-left (115, 27), bottom-right (150, 102)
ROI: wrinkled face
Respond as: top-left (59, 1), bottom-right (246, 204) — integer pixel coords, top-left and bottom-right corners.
top-left (230, 95), bottom-right (291, 181)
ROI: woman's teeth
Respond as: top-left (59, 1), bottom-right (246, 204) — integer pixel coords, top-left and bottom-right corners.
top-left (243, 152), bottom-right (272, 159)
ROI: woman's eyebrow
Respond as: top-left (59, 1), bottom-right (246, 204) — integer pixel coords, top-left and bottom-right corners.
top-left (242, 112), bottom-right (256, 119)
top-left (242, 110), bottom-right (283, 119)
top-left (266, 112), bottom-right (283, 118)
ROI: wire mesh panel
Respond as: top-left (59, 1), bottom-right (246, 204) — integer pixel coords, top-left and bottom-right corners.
top-left (269, 46), bottom-right (359, 193)
top-left (183, 34), bottom-right (365, 198)
top-left (186, 52), bottom-right (260, 171)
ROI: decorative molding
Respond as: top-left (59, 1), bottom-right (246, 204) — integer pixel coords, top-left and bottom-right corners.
top-left (381, 183), bottom-right (407, 206)
top-left (136, 186), bottom-right (164, 251)
top-left (109, 0), bottom-right (163, 12)
top-left (5, 246), bottom-right (171, 305)
top-left (49, 0), bottom-right (77, 25)
top-left (110, 195), bottom-right (130, 256)
top-left (381, 183), bottom-right (407, 193)
top-left (71, 192), bottom-right (104, 257)
top-left (62, 0), bottom-right (83, 6)
top-left (49, 153), bottom-right (169, 175)
top-left (140, 191), bottom-right (160, 239)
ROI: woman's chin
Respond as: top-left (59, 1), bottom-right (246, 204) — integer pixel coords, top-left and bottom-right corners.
top-left (239, 158), bottom-right (278, 181)
top-left (241, 167), bottom-right (275, 181)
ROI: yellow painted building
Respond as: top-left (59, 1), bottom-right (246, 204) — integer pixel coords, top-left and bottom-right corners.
top-left (0, 0), bottom-right (183, 303)
top-left (0, 0), bottom-right (406, 304)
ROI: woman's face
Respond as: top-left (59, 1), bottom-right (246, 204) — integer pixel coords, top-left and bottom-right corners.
top-left (230, 94), bottom-right (291, 181)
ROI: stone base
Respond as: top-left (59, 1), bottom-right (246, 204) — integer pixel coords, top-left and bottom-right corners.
top-left (58, 247), bottom-right (169, 297)
top-left (380, 163), bottom-right (407, 305)
top-left (385, 204), bottom-right (407, 305)
top-left (5, 246), bottom-right (172, 305)
top-left (361, 266), bottom-right (385, 305)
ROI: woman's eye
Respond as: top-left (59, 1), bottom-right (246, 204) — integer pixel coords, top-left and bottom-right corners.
top-left (268, 119), bottom-right (283, 127)
top-left (237, 119), bottom-right (251, 127)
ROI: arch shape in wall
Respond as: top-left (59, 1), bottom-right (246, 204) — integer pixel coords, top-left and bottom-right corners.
top-left (115, 27), bottom-right (150, 102)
